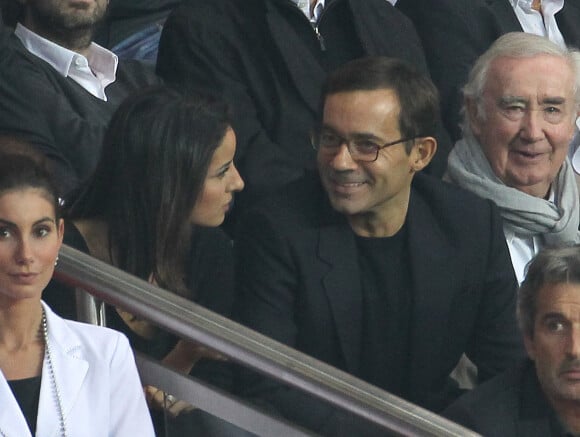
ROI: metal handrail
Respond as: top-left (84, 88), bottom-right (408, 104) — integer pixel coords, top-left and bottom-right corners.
top-left (134, 352), bottom-right (313, 436)
top-left (54, 244), bottom-right (479, 437)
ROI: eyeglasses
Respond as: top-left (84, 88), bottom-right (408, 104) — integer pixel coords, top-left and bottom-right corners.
top-left (311, 130), bottom-right (418, 162)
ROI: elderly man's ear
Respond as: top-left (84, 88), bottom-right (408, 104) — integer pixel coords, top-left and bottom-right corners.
top-left (410, 137), bottom-right (437, 173)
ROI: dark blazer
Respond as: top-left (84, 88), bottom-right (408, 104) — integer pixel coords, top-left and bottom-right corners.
top-left (397, 0), bottom-right (580, 141)
top-left (0, 33), bottom-right (160, 196)
top-left (444, 360), bottom-right (564, 437)
top-left (234, 172), bottom-right (525, 435)
top-left (157, 0), bottom-right (451, 210)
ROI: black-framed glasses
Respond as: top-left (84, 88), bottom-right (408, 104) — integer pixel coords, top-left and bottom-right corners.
top-left (311, 130), bottom-right (418, 162)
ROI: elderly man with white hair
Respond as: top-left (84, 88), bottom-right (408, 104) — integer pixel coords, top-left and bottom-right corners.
top-left (447, 32), bottom-right (580, 284)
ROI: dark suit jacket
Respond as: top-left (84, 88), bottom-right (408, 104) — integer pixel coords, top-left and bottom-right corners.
top-left (157, 0), bottom-right (451, 211)
top-left (0, 33), bottom-right (160, 196)
top-left (444, 360), bottom-right (566, 437)
top-left (234, 172), bottom-right (525, 435)
top-left (397, 0), bottom-right (580, 140)
top-left (93, 0), bottom-right (180, 48)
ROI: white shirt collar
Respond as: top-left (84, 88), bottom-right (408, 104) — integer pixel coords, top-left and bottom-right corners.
top-left (505, 233), bottom-right (541, 284)
top-left (510, 0), bottom-right (564, 15)
top-left (291, 0), bottom-right (397, 22)
top-left (292, 0), bottom-right (326, 22)
top-left (14, 23), bottom-right (118, 100)
top-left (509, 0), bottom-right (561, 10)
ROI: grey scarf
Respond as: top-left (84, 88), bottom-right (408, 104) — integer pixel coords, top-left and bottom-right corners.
top-left (446, 136), bottom-right (580, 245)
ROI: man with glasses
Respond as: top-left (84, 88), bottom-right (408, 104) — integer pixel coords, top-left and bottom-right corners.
top-left (235, 56), bottom-right (524, 435)
top-left (157, 0), bottom-right (452, 222)
top-left (447, 32), bottom-right (580, 285)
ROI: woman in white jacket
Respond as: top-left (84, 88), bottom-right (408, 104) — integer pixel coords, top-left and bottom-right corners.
top-left (0, 149), bottom-right (154, 437)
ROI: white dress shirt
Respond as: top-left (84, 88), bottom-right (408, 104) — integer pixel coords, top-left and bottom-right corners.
top-left (14, 24), bottom-right (118, 101)
top-left (510, 0), bottom-right (566, 48)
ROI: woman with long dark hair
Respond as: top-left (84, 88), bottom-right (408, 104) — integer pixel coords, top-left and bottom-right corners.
top-left (44, 85), bottom-right (244, 420)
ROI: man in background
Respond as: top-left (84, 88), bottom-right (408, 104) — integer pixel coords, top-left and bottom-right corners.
top-left (0, 0), bottom-right (160, 197)
top-left (446, 245), bottom-right (580, 436)
top-left (446, 32), bottom-right (580, 284)
top-left (397, 0), bottom-right (580, 141)
top-left (157, 0), bottom-right (452, 220)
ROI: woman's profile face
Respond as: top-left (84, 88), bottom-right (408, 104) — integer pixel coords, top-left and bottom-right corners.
top-left (191, 127), bottom-right (245, 227)
top-left (0, 188), bottom-right (63, 304)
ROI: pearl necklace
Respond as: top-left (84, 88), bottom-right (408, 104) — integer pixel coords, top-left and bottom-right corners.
top-left (42, 308), bottom-right (67, 437)
top-left (0, 309), bottom-right (66, 437)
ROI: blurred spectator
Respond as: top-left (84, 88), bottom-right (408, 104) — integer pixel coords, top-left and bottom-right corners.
top-left (0, 0), bottom-right (160, 198)
top-left (94, 0), bottom-right (181, 63)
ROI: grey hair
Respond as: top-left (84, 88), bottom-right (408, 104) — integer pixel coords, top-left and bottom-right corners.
top-left (460, 32), bottom-right (580, 139)
top-left (518, 245), bottom-right (580, 338)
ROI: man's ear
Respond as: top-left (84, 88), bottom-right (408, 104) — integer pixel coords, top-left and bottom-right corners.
top-left (409, 136), bottom-right (437, 172)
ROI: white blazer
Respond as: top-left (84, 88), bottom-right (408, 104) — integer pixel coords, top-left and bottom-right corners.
top-left (0, 303), bottom-right (155, 437)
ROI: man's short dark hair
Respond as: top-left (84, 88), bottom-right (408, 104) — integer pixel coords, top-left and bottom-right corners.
top-left (518, 245), bottom-right (580, 337)
top-left (320, 56), bottom-right (440, 152)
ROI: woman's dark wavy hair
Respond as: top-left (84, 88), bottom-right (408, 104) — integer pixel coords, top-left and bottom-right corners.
top-left (68, 85), bottom-right (231, 296)
top-left (0, 137), bottom-right (60, 220)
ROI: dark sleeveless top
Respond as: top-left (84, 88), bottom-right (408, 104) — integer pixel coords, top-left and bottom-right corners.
top-left (8, 376), bottom-right (41, 434)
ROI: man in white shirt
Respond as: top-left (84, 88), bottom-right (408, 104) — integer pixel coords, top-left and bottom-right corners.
top-left (446, 32), bottom-right (580, 283)
top-left (0, 0), bottom-right (160, 197)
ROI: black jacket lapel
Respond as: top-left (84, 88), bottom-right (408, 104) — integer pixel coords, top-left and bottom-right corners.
top-left (317, 203), bottom-right (362, 373)
top-left (406, 186), bottom-right (459, 393)
top-left (556, 1), bottom-right (580, 49)
top-left (265, 0), bottom-right (325, 114)
top-left (485, 0), bottom-right (524, 32)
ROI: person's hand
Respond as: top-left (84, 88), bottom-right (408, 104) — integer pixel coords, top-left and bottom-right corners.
top-left (142, 341), bottom-right (227, 417)
top-left (162, 339), bottom-right (228, 374)
top-left (144, 385), bottom-right (196, 418)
